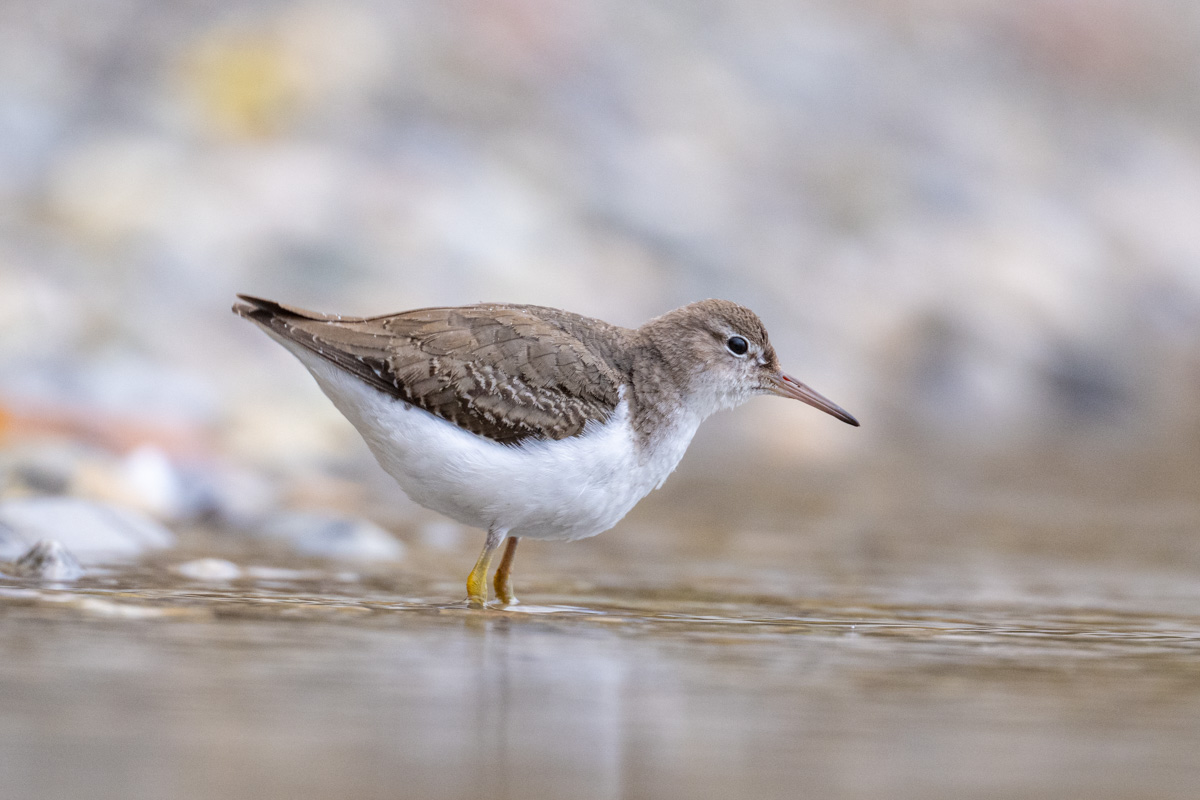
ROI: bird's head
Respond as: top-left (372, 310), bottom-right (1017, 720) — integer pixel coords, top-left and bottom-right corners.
top-left (642, 299), bottom-right (859, 426)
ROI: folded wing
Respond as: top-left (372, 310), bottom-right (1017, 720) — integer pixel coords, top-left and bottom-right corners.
top-left (233, 296), bottom-right (628, 445)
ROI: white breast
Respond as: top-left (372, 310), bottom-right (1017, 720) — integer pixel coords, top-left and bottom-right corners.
top-left (276, 338), bottom-right (700, 541)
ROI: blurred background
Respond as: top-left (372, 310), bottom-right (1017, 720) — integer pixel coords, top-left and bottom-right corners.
top-left (2, 2), bottom-right (1200, 799)
top-left (3, 0), bottom-right (1198, 475)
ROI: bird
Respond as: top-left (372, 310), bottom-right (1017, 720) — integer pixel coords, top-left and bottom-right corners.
top-left (233, 295), bottom-right (859, 607)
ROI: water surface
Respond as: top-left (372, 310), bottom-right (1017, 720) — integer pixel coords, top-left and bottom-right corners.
top-left (2, 531), bottom-right (1199, 800)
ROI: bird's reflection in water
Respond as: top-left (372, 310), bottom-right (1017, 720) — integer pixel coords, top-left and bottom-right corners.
top-left (466, 612), bottom-right (626, 800)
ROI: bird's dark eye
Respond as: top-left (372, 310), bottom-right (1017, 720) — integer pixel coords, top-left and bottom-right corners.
top-left (726, 336), bottom-right (749, 356)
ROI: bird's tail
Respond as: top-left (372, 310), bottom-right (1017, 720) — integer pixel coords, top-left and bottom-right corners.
top-left (232, 294), bottom-right (353, 325)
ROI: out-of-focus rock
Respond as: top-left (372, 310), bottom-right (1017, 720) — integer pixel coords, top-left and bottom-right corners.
top-left (72, 445), bottom-right (191, 520)
top-left (0, 441), bottom-right (95, 500)
top-left (118, 446), bottom-right (188, 518)
top-left (175, 461), bottom-right (280, 526)
top-left (4, 454), bottom-right (72, 496)
top-left (417, 520), bottom-right (468, 551)
top-left (0, 497), bottom-right (174, 563)
top-left (183, 6), bottom-right (391, 138)
top-left (0, 440), bottom-right (281, 526)
top-left (223, 401), bottom-right (357, 473)
top-left (174, 557), bottom-right (242, 581)
top-left (11, 540), bottom-right (85, 581)
top-left (258, 511), bottom-right (405, 562)
top-left (0, 519), bottom-right (22, 562)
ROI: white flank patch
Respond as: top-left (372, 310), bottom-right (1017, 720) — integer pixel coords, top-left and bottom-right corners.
top-left (272, 337), bottom-right (701, 541)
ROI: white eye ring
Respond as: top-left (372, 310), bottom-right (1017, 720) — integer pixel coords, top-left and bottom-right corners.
top-left (726, 335), bottom-right (749, 357)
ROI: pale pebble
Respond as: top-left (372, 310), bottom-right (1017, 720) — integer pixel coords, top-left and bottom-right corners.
top-left (174, 558), bottom-right (242, 581)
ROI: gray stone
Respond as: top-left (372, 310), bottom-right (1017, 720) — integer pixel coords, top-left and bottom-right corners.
top-left (11, 540), bottom-right (85, 581)
top-left (0, 497), bottom-right (175, 563)
top-left (177, 463), bottom-right (279, 527)
top-left (258, 512), bottom-right (404, 562)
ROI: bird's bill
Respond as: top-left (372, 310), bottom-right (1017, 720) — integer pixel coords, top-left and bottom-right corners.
top-left (769, 372), bottom-right (860, 426)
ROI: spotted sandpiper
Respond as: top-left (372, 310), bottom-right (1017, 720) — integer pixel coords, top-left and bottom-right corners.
top-left (233, 296), bottom-right (858, 607)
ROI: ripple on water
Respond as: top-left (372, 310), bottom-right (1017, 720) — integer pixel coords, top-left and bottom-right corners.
top-left (3, 562), bottom-right (1200, 800)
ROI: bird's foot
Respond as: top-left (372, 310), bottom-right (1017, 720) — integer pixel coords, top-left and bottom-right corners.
top-left (466, 554), bottom-right (492, 609)
top-left (493, 583), bottom-right (518, 607)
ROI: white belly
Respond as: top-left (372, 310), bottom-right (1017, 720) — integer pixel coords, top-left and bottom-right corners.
top-left (279, 340), bottom-right (698, 540)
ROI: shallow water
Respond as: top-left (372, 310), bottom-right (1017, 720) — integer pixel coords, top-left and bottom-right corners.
top-left (2, 529), bottom-right (1200, 800)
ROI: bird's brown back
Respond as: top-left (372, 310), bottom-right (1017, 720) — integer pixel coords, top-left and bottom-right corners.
top-left (233, 296), bottom-right (633, 444)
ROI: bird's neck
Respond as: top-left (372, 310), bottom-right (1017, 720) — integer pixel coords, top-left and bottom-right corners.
top-left (626, 334), bottom-right (710, 464)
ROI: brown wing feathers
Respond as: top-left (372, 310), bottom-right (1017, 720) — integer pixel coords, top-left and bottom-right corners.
top-left (233, 295), bottom-right (626, 445)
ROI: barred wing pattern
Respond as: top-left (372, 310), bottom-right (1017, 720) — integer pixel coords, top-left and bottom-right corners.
top-left (234, 297), bottom-right (629, 445)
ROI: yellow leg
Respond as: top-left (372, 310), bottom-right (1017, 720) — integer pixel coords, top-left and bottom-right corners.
top-left (466, 528), bottom-right (506, 608)
top-left (493, 536), bottom-right (521, 606)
